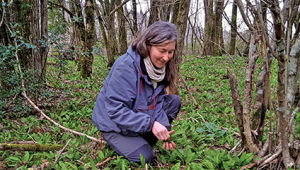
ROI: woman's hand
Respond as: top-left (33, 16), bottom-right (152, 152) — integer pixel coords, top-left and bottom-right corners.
top-left (162, 141), bottom-right (177, 151)
top-left (152, 121), bottom-right (170, 141)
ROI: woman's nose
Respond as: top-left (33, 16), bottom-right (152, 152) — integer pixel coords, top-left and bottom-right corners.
top-left (162, 53), bottom-right (169, 61)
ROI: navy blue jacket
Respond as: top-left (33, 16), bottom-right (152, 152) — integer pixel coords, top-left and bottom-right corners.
top-left (92, 46), bottom-right (171, 136)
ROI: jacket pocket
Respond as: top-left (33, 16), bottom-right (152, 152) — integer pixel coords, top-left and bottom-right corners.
top-left (136, 101), bottom-right (148, 113)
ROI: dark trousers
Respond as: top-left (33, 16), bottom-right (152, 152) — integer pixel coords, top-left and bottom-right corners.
top-left (102, 94), bottom-right (181, 163)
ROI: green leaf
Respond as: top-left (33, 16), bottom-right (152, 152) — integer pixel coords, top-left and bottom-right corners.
top-left (203, 159), bottom-right (215, 170)
top-left (191, 162), bottom-right (204, 170)
top-left (171, 162), bottom-right (181, 170)
top-left (122, 160), bottom-right (126, 170)
top-left (23, 151), bottom-right (29, 161)
top-left (98, 150), bottom-right (104, 160)
top-left (140, 154), bottom-right (146, 168)
top-left (170, 150), bottom-right (178, 163)
top-left (65, 162), bottom-right (78, 170)
top-left (196, 127), bottom-right (205, 133)
top-left (223, 161), bottom-right (230, 170)
top-left (58, 161), bottom-right (68, 170)
top-left (8, 156), bottom-right (20, 162)
top-left (89, 158), bottom-right (97, 170)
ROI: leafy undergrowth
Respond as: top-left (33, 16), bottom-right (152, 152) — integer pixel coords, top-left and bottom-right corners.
top-left (1, 55), bottom-right (275, 169)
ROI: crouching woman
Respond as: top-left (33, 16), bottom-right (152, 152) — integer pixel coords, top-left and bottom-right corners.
top-left (92, 21), bottom-right (181, 164)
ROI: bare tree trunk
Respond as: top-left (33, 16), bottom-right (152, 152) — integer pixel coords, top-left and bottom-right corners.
top-left (116, 0), bottom-right (128, 55)
top-left (287, 40), bottom-right (300, 117)
top-left (148, 0), bottom-right (172, 26)
top-left (271, 2), bottom-right (295, 165)
top-left (171, 0), bottom-right (180, 24)
top-left (132, 0), bottom-right (138, 36)
top-left (213, 0), bottom-right (224, 56)
top-left (79, 0), bottom-right (95, 78)
top-left (40, 0), bottom-right (48, 78)
top-left (160, 0), bottom-right (172, 22)
top-left (185, 24), bottom-right (189, 53)
top-left (192, 0), bottom-right (199, 54)
top-left (28, 0), bottom-right (41, 74)
top-left (70, 0), bottom-right (81, 63)
top-left (95, 7), bottom-right (109, 58)
top-left (106, 0), bottom-right (117, 66)
top-left (74, 0), bottom-right (86, 71)
top-left (175, 0), bottom-right (191, 66)
top-left (203, 0), bottom-right (214, 56)
top-left (242, 35), bottom-right (260, 153)
top-left (229, 0), bottom-right (237, 55)
top-left (227, 68), bottom-right (246, 144)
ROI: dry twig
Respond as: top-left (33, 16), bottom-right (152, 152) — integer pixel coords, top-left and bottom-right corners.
top-left (229, 140), bottom-right (242, 154)
top-left (187, 117), bottom-right (199, 123)
top-left (241, 153), bottom-right (272, 170)
top-left (54, 139), bottom-right (72, 165)
top-left (258, 147), bottom-right (282, 169)
top-left (179, 73), bottom-right (202, 110)
top-left (237, 147), bottom-right (245, 157)
top-left (221, 127), bottom-right (241, 137)
top-left (22, 93), bottom-right (102, 143)
top-left (95, 156), bottom-right (116, 167)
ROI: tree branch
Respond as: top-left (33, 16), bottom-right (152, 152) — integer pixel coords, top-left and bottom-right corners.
top-left (48, 1), bottom-right (75, 18)
top-left (109, 0), bottom-right (130, 16)
top-left (223, 12), bottom-right (248, 44)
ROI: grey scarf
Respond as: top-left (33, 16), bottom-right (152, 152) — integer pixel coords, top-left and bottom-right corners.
top-left (143, 57), bottom-right (166, 89)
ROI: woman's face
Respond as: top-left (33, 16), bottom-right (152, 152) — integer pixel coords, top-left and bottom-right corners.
top-left (149, 40), bottom-right (176, 68)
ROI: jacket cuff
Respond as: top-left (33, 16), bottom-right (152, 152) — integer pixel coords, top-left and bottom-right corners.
top-left (145, 115), bottom-right (156, 133)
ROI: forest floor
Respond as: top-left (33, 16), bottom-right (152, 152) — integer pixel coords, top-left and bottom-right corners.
top-left (0, 55), bottom-right (280, 169)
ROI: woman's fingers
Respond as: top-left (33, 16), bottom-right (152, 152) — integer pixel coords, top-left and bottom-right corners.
top-left (167, 130), bottom-right (175, 141)
top-left (169, 143), bottom-right (174, 151)
top-left (162, 142), bottom-right (166, 149)
top-left (171, 141), bottom-right (177, 148)
top-left (169, 130), bottom-right (175, 135)
top-left (166, 142), bottom-right (169, 150)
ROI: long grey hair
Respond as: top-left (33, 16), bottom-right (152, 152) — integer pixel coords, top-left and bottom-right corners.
top-left (132, 21), bottom-right (178, 93)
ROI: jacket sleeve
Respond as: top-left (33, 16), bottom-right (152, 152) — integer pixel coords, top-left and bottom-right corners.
top-left (104, 61), bottom-right (155, 133)
top-left (154, 90), bottom-right (171, 131)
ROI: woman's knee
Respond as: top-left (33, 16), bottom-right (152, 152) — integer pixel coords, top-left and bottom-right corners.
top-left (164, 94), bottom-right (181, 119)
top-left (127, 144), bottom-right (154, 163)
top-left (171, 94), bottom-right (182, 110)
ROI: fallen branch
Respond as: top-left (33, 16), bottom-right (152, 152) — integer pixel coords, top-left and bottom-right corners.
top-left (95, 156), bottom-right (116, 167)
top-left (237, 147), bottom-right (245, 157)
top-left (54, 139), bottom-right (72, 165)
top-left (196, 113), bottom-right (206, 123)
top-left (241, 153), bottom-right (272, 170)
top-left (179, 73), bottom-right (202, 110)
top-left (0, 143), bottom-right (64, 151)
top-left (22, 92), bottom-right (102, 143)
top-left (221, 127), bottom-right (241, 137)
top-left (229, 140), bottom-right (242, 154)
top-left (258, 147), bottom-right (282, 169)
top-left (187, 117), bottom-right (199, 123)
